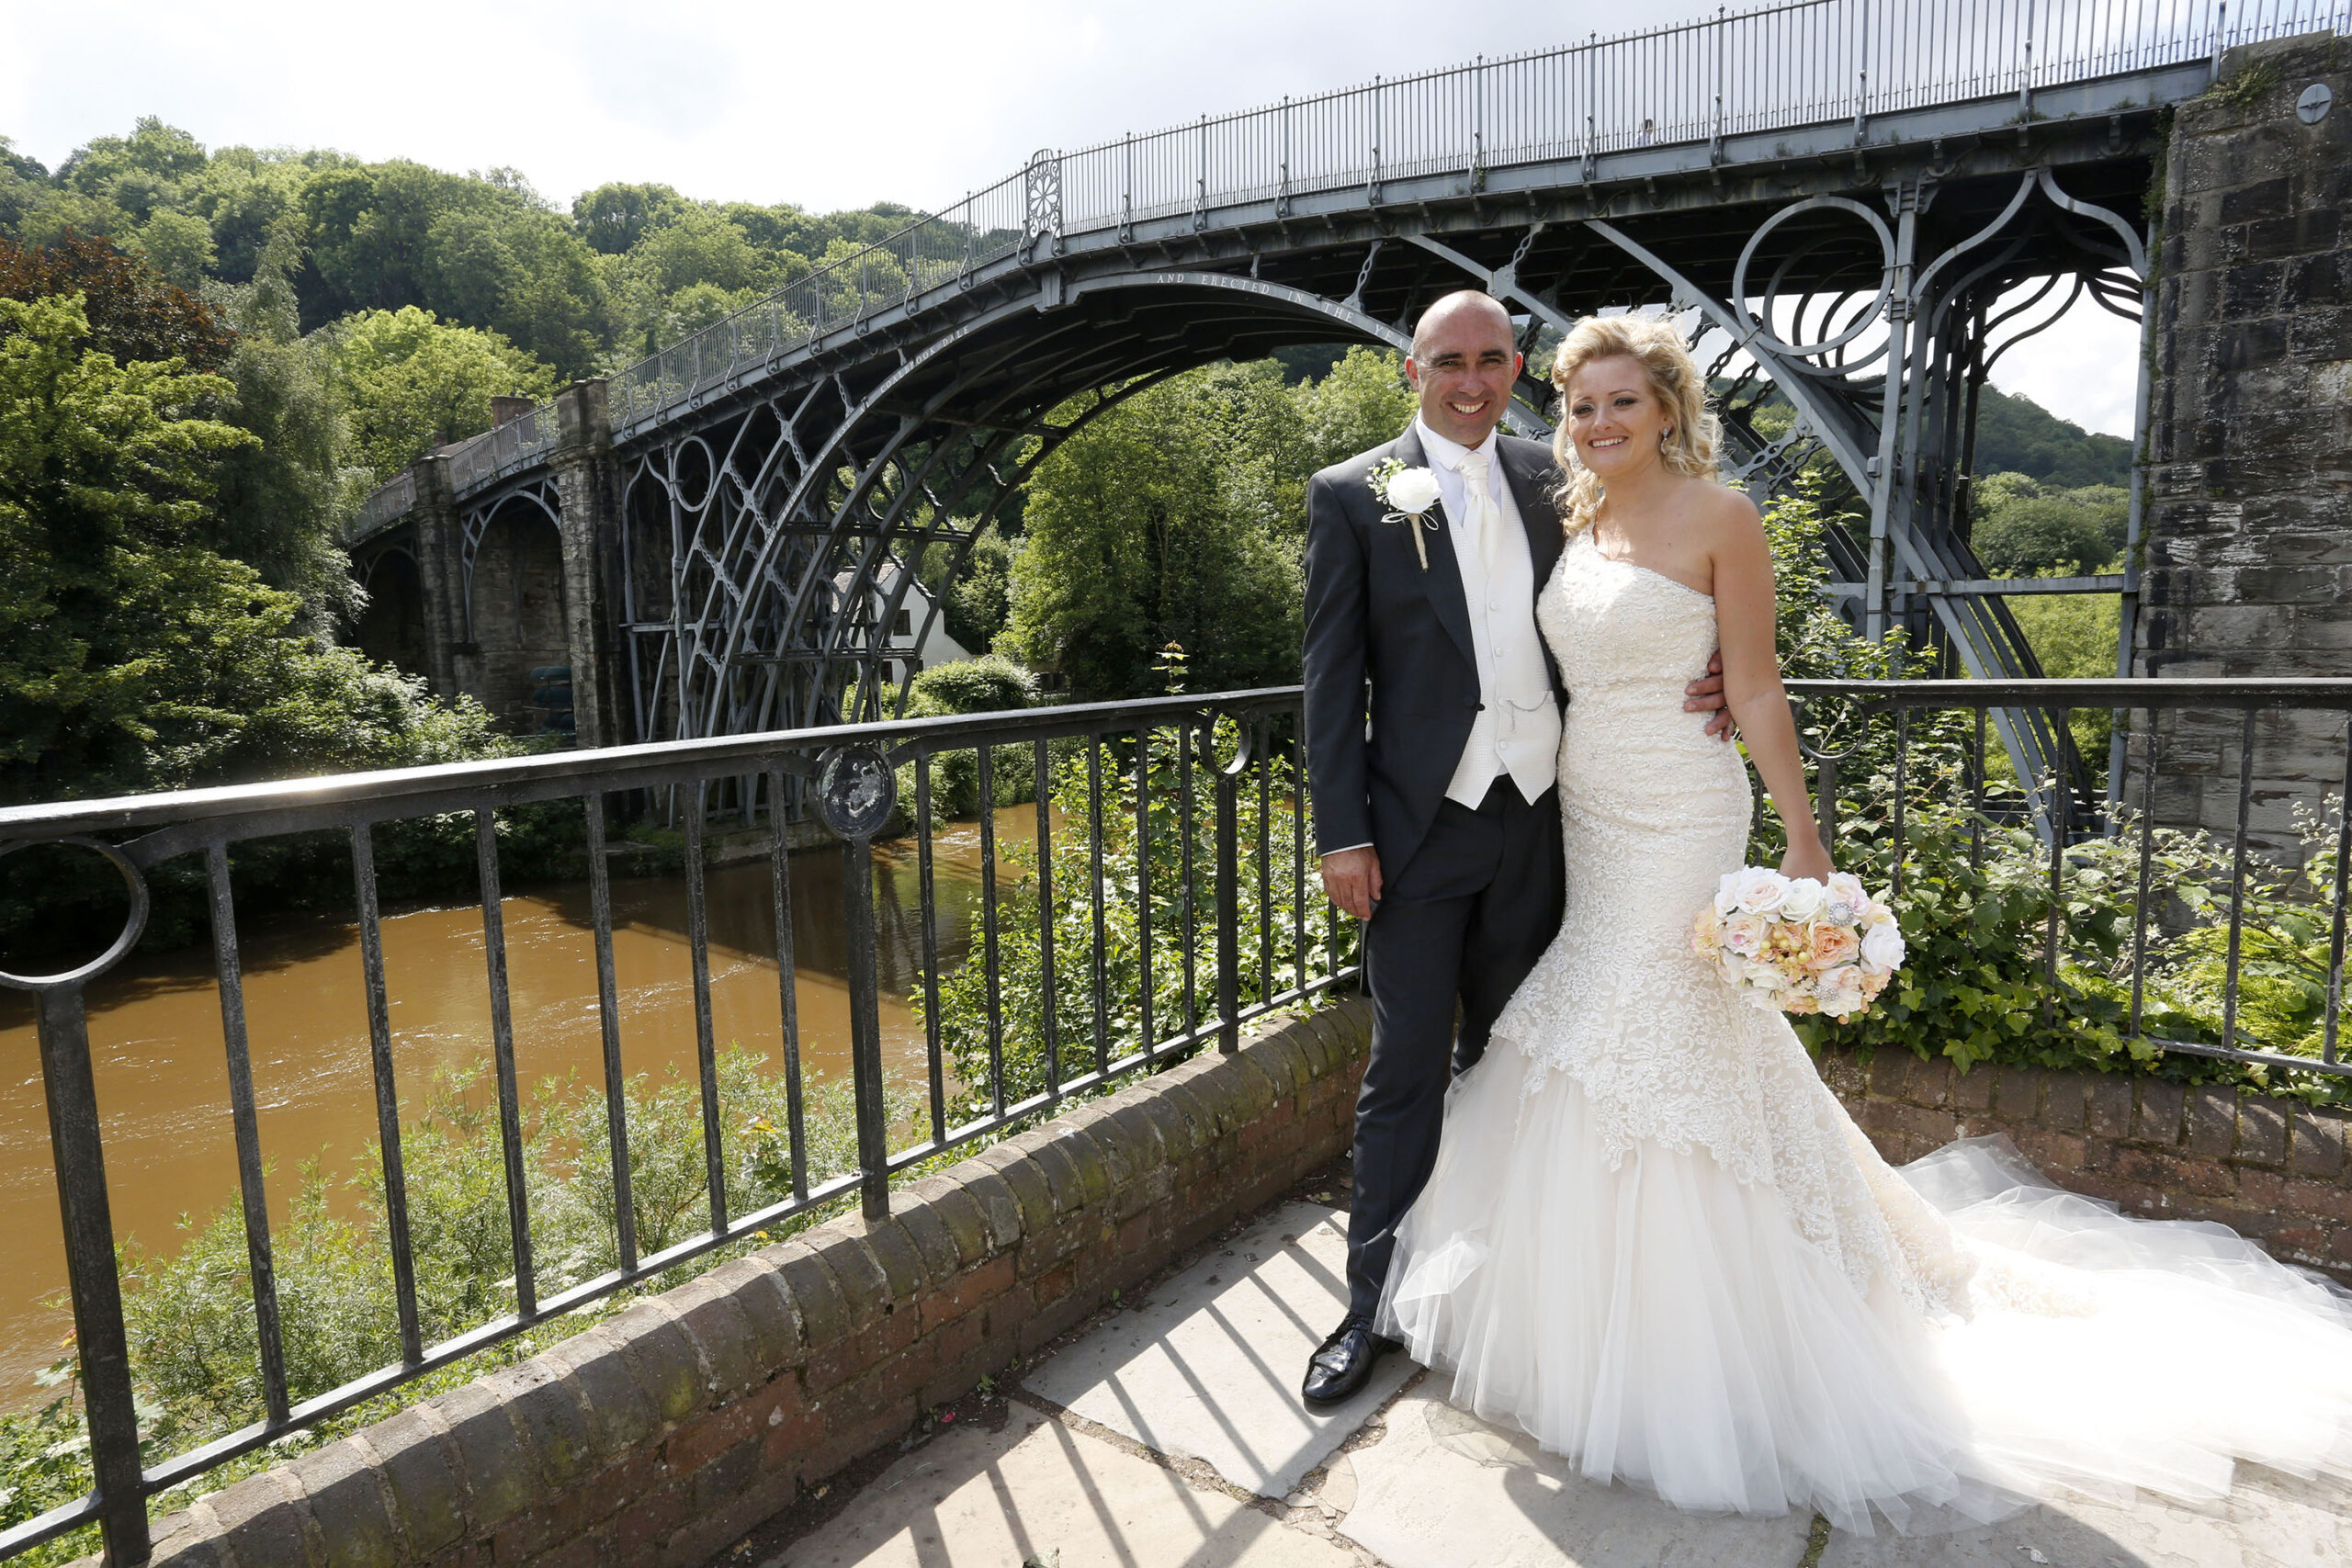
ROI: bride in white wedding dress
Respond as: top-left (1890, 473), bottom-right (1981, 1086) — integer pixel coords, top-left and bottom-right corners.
top-left (1374, 313), bottom-right (2352, 1536)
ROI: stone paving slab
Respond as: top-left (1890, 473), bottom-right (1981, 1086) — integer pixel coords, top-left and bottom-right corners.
top-left (1021, 1201), bottom-right (1416, 1499)
top-left (769, 1399), bottom-right (1359, 1568)
top-left (1817, 1463), bottom-right (2352, 1568)
top-left (1339, 1385), bottom-right (1815, 1568)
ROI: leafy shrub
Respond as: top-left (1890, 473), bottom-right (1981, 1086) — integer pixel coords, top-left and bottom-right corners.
top-left (0, 1050), bottom-right (919, 1562)
top-left (922, 718), bottom-right (1347, 1117)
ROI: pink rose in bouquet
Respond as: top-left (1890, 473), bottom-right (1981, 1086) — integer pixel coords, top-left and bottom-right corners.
top-left (1690, 867), bottom-right (1903, 1021)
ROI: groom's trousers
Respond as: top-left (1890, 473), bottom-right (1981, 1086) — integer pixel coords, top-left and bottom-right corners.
top-left (1345, 776), bottom-right (1564, 1322)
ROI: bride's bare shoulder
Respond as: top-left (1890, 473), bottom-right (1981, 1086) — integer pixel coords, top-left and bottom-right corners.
top-left (1686, 479), bottom-right (1764, 545)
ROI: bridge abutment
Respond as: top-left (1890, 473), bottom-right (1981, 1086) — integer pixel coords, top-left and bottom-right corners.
top-left (406, 454), bottom-right (469, 702)
top-left (2135, 32), bottom-right (2352, 848)
top-left (549, 379), bottom-right (624, 750)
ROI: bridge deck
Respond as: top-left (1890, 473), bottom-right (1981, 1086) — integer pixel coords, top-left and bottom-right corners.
top-left (742, 1182), bottom-right (2352, 1568)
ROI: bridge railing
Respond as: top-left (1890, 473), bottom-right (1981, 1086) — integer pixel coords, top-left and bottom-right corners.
top-left (368, 0), bottom-right (2347, 512)
top-left (0, 687), bottom-right (1350, 1562)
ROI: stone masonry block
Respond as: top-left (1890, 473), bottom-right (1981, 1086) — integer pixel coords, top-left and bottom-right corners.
top-left (803, 1229), bottom-right (892, 1337)
top-left (288, 1438), bottom-right (401, 1568)
top-left (432, 1381), bottom-right (540, 1534)
top-left (1015, 1131), bottom-right (1088, 1217)
top-left (353, 1410), bottom-right (468, 1561)
top-left (490, 1360), bottom-right (600, 1495)
top-left (2187, 1086), bottom-right (2240, 1156)
top-left (141, 1509), bottom-right (234, 1568)
top-left (703, 1257), bottom-right (806, 1371)
top-left (904, 1174), bottom-right (993, 1268)
top-left (2136, 1079), bottom-right (2188, 1145)
top-left (845, 1215), bottom-right (931, 1307)
top-left (663, 1279), bottom-right (765, 1405)
top-left (885, 1195), bottom-right (961, 1288)
top-left (1948, 1062), bottom-right (1994, 1111)
top-left (766, 1239), bottom-right (851, 1355)
top-left (1046, 1122), bottom-right (1116, 1209)
top-left (969, 1142), bottom-right (1057, 1235)
top-left (2088, 1077), bottom-right (2133, 1139)
top-left (540, 1327), bottom-right (662, 1472)
top-left (1992, 1066), bottom-right (2041, 1122)
top-left (2041, 1072), bottom-right (2091, 1133)
top-left (205, 1472), bottom-right (319, 1568)
top-left (2290, 1108), bottom-right (2349, 1178)
top-left (605, 1299), bottom-right (708, 1427)
top-left (943, 1166), bottom-right (1026, 1256)
top-left (1129, 1080), bottom-right (1201, 1163)
top-left (1248, 1026), bottom-right (1314, 1100)
top-left (2236, 1098), bottom-right (2289, 1167)
top-left (1056, 1102), bottom-right (1136, 1191)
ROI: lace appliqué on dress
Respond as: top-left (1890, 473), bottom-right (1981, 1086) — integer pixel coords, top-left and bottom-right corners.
top-left (1496, 537), bottom-right (1974, 1317)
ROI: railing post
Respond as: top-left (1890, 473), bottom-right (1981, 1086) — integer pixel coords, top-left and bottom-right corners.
top-left (1206, 719), bottom-right (1248, 1053)
top-left (37, 985), bottom-right (150, 1564)
top-left (817, 744), bottom-right (899, 1221)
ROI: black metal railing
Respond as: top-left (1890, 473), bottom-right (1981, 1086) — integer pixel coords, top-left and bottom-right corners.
top-left (0, 689), bottom-right (1351, 1563)
top-left (4, 677), bottom-right (2350, 1559)
top-left (1789, 678), bottom-right (2352, 1085)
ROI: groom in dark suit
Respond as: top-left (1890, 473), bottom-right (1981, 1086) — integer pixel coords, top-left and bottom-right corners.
top-left (1298, 291), bottom-right (1729, 1404)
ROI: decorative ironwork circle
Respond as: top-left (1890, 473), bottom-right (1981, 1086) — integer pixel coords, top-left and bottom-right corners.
top-left (0, 836), bottom-right (152, 992)
top-left (816, 745), bottom-right (899, 840)
top-left (1731, 195), bottom-right (1899, 359)
top-left (2299, 83), bottom-right (2334, 124)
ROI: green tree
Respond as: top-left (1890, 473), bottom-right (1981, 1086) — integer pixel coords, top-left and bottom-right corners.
top-left (0, 291), bottom-right (497, 806)
top-left (1002, 364), bottom-right (1305, 700)
top-left (1971, 384), bottom-right (2133, 488)
top-left (326, 305), bottom-right (559, 486)
top-left (1972, 471), bottom-right (2129, 575)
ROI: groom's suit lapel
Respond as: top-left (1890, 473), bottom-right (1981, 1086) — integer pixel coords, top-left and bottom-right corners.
top-left (1392, 424), bottom-right (1478, 672)
top-left (1498, 437), bottom-right (1569, 698)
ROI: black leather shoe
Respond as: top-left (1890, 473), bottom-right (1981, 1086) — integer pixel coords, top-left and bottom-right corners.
top-left (1301, 1316), bottom-right (1396, 1407)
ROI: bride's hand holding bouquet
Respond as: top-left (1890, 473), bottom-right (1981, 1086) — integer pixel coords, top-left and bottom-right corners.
top-left (1690, 862), bottom-right (1905, 1022)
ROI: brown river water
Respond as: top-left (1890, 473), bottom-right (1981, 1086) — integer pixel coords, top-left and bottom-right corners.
top-left (0, 812), bottom-right (1035, 1410)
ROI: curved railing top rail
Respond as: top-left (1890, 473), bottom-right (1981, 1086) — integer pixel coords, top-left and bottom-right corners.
top-left (7, 679), bottom-right (2351, 847)
top-left (371, 0), bottom-right (2344, 509)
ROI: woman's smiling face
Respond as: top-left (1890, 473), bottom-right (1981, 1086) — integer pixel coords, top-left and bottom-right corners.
top-left (1564, 354), bottom-right (1668, 479)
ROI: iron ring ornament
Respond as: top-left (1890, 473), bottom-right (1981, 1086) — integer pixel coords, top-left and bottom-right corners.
top-left (815, 744), bottom-right (899, 840)
top-left (1730, 195), bottom-right (1900, 359)
top-left (0, 835), bottom-right (152, 992)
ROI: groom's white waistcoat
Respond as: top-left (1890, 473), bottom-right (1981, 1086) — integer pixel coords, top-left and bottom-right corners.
top-left (1417, 419), bottom-right (1561, 809)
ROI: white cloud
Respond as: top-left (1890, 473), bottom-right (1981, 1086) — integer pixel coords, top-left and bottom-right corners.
top-left (6, 1), bottom-right (1723, 210)
top-left (1981, 286), bottom-right (2143, 439)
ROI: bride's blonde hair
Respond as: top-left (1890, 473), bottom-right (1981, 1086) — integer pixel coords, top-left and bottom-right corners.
top-left (1548, 314), bottom-right (1721, 536)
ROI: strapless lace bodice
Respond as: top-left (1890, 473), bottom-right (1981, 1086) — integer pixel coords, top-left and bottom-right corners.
top-left (1495, 533), bottom-right (1973, 1314)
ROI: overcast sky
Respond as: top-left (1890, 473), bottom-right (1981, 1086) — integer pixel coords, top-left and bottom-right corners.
top-left (0, 0), bottom-right (2138, 435)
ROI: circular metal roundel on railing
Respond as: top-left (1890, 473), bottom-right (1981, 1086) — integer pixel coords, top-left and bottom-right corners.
top-left (0, 836), bottom-right (151, 992)
top-left (816, 745), bottom-right (899, 840)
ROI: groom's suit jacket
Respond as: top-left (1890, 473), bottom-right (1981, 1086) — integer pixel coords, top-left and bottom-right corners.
top-left (1302, 424), bottom-right (1569, 878)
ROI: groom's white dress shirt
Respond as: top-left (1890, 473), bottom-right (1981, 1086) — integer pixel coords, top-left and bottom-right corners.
top-left (1415, 419), bottom-right (1561, 812)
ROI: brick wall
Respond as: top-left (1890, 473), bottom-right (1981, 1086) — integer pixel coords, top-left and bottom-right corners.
top-left (122, 1001), bottom-right (1372, 1568)
top-left (1820, 1045), bottom-right (2352, 1282)
top-left (2134, 31), bottom-right (2352, 852)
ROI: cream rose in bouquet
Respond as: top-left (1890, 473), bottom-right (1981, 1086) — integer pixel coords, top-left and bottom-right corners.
top-left (1689, 867), bottom-right (1902, 1022)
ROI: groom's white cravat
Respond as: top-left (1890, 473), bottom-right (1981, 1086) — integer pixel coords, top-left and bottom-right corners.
top-left (1418, 420), bottom-right (1560, 810)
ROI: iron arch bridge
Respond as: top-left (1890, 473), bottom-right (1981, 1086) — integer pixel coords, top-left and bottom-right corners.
top-left (346, 0), bottom-right (2346, 800)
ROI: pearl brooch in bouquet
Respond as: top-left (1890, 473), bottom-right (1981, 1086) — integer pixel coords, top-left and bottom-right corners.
top-left (1367, 457), bottom-right (1443, 570)
top-left (1690, 868), bottom-right (1905, 1021)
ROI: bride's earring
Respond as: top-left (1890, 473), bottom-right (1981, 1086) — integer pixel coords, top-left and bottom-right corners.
top-left (1660, 427), bottom-right (1674, 450)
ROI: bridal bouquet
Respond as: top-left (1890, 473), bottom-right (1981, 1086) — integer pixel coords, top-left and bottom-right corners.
top-left (1690, 868), bottom-right (1904, 1021)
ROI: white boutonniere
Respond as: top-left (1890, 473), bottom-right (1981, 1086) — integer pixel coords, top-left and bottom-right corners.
top-left (1369, 458), bottom-right (1443, 570)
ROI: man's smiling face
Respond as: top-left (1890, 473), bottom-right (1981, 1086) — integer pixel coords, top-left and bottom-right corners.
top-left (1406, 292), bottom-right (1521, 450)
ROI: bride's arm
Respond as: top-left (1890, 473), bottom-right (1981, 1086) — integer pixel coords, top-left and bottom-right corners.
top-left (1707, 490), bottom-right (1832, 880)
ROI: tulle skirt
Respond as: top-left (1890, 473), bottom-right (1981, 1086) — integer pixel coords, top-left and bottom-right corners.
top-left (1374, 1041), bottom-right (2352, 1535)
